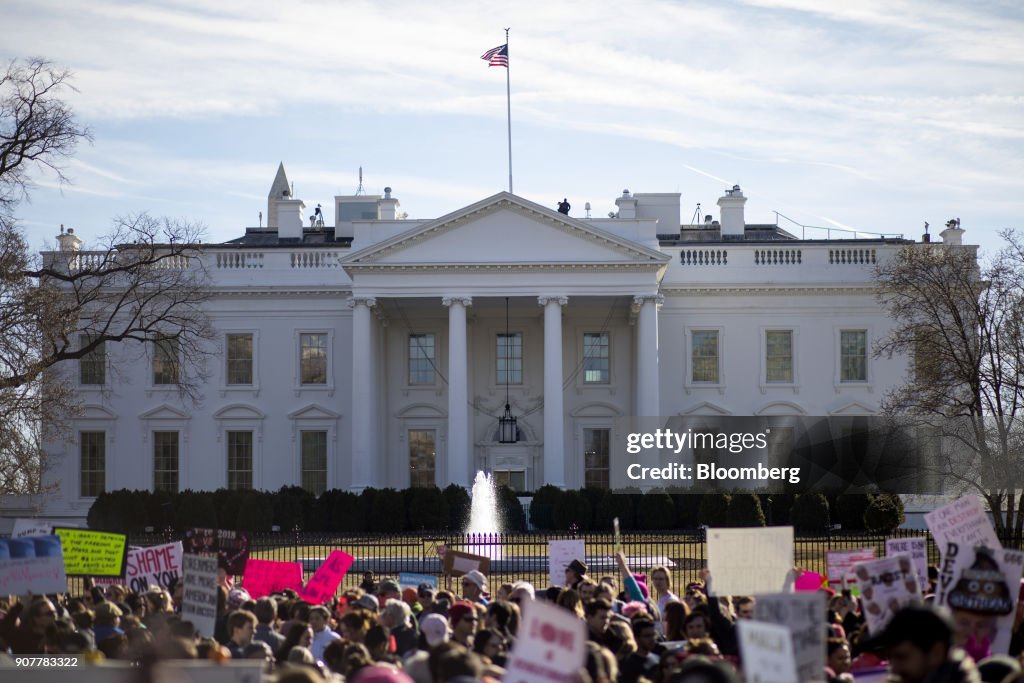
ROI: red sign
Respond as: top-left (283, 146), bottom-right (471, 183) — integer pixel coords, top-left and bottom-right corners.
top-left (298, 550), bottom-right (353, 604)
top-left (242, 559), bottom-right (304, 598)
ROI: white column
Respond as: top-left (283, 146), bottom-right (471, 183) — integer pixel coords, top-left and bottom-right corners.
top-left (634, 295), bottom-right (663, 416)
top-left (539, 296), bottom-right (568, 488)
top-left (349, 296), bottom-right (376, 490)
top-left (443, 296), bottom-right (472, 488)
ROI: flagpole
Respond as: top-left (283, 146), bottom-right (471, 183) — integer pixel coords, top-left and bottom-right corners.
top-left (505, 27), bottom-right (513, 194)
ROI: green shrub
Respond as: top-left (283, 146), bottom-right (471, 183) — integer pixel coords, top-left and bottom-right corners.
top-left (529, 485), bottom-right (562, 531)
top-left (697, 493), bottom-right (731, 527)
top-left (636, 492), bottom-right (675, 530)
top-left (405, 487), bottom-right (449, 531)
top-left (552, 490), bottom-right (591, 530)
top-left (864, 494), bottom-right (905, 533)
top-left (236, 491), bottom-right (273, 532)
top-left (726, 494), bottom-right (766, 527)
top-left (272, 486), bottom-right (315, 531)
top-left (791, 494), bottom-right (830, 531)
top-left (835, 494), bottom-right (874, 530)
top-left (763, 493), bottom-right (794, 525)
top-left (368, 488), bottom-right (406, 532)
top-left (174, 490), bottom-right (217, 529)
top-left (668, 489), bottom-right (700, 529)
top-left (442, 484), bottom-right (470, 531)
top-left (496, 486), bottom-right (525, 532)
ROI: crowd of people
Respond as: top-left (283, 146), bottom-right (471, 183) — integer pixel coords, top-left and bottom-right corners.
top-left (3, 550), bottom-right (1024, 683)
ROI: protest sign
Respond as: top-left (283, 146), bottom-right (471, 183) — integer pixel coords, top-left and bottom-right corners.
top-left (242, 558), bottom-right (304, 598)
top-left (853, 555), bottom-right (921, 633)
top-left (184, 528), bottom-right (250, 575)
top-left (52, 527), bottom-right (127, 577)
top-left (754, 592), bottom-right (825, 683)
top-left (399, 572), bottom-right (438, 591)
top-left (181, 553), bottom-right (219, 638)
top-left (0, 536), bottom-right (68, 594)
top-left (299, 550), bottom-right (354, 604)
top-left (925, 496), bottom-right (1000, 557)
top-left (707, 527), bottom-right (794, 595)
top-left (95, 542), bottom-right (183, 593)
top-left (504, 599), bottom-right (588, 683)
top-left (548, 539), bottom-right (586, 588)
top-left (794, 571), bottom-right (824, 592)
top-left (826, 548), bottom-right (876, 592)
top-left (936, 543), bottom-right (1024, 655)
top-left (886, 537), bottom-right (928, 592)
top-left (737, 620), bottom-right (798, 683)
top-left (442, 549), bottom-right (491, 577)
top-left (11, 518), bottom-right (52, 539)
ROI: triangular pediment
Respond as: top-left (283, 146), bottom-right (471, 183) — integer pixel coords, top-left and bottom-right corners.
top-left (287, 403), bottom-right (341, 420)
top-left (138, 404), bottom-right (190, 420)
top-left (341, 192), bottom-right (669, 268)
top-left (679, 401), bottom-right (733, 416)
top-left (829, 401), bottom-right (877, 416)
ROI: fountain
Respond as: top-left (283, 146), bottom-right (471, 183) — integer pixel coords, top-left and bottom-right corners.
top-left (465, 470), bottom-right (504, 560)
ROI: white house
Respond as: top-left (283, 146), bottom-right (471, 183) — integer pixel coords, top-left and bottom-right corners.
top-left (22, 164), bottom-right (970, 525)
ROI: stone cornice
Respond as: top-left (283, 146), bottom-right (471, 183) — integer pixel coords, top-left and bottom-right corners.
top-left (342, 262), bottom-right (665, 273)
top-left (211, 289), bottom-right (351, 298)
top-left (661, 285), bottom-right (878, 296)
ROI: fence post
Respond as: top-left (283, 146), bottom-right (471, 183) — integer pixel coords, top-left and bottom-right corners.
top-left (293, 524), bottom-right (302, 564)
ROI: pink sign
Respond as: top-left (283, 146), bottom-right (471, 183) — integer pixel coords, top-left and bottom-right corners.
top-left (298, 550), bottom-right (353, 604)
top-left (242, 559), bottom-right (304, 598)
top-left (795, 570), bottom-right (824, 592)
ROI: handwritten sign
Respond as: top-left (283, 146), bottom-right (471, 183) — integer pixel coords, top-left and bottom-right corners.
top-left (299, 550), bottom-right (354, 604)
top-left (399, 572), bottom-right (438, 591)
top-left (826, 548), bottom-right (876, 593)
top-left (755, 593), bottom-right (825, 683)
top-left (925, 496), bottom-right (1000, 558)
top-left (242, 559), bottom-right (304, 598)
top-left (738, 620), bottom-right (798, 683)
top-left (504, 599), bottom-right (587, 683)
top-left (185, 528), bottom-right (250, 575)
top-left (548, 540), bottom-right (586, 588)
top-left (181, 553), bottom-right (219, 638)
top-left (11, 518), bottom-right (53, 539)
top-left (854, 555), bottom-right (921, 633)
top-left (0, 536), bottom-right (68, 594)
top-left (442, 549), bottom-right (491, 577)
top-left (52, 527), bottom-right (127, 577)
top-left (95, 541), bottom-right (182, 593)
top-left (795, 571), bottom-right (824, 592)
top-left (886, 537), bottom-right (928, 591)
top-left (707, 527), bottom-right (794, 595)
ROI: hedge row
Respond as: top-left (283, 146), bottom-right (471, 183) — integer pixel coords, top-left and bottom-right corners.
top-left (87, 486), bottom-right (904, 534)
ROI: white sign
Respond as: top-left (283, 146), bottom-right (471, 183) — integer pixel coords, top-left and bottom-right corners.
top-left (707, 527), bottom-right (794, 595)
top-left (181, 553), bottom-right (219, 638)
top-left (925, 496), bottom-right (1000, 557)
top-left (96, 542), bottom-right (183, 593)
top-left (11, 518), bottom-right (52, 539)
top-left (504, 599), bottom-right (587, 683)
top-left (886, 537), bottom-right (928, 591)
top-left (737, 620), bottom-right (799, 683)
top-left (0, 536), bottom-right (68, 594)
top-left (854, 555), bottom-right (921, 633)
top-left (754, 593), bottom-right (825, 683)
top-left (548, 539), bottom-right (586, 588)
top-left (826, 548), bottom-right (876, 592)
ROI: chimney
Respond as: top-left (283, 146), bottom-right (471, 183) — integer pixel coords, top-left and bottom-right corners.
top-left (378, 186), bottom-right (400, 220)
top-left (614, 189), bottom-right (637, 219)
top-left (940, 218), bottom-right (964, 246)
top-left (717, 185), bottom-right (746, 239)
top-left (56, 224), bottom-right (82, 252)
top-left (276, 198), bottom-right (306, 239)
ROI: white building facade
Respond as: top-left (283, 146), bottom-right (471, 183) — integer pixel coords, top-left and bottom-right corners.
top-left (27, 166), bottom-right (967, 524)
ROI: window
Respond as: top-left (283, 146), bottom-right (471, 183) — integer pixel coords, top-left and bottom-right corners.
top-left (79, 336), bottom-right (106, 385)
top-left (583, 333), bottom-right (610, 384)
top-left (584, 428), bottom-right (610, 488)
top-left (493, 470), bottom-right (526, 492)
top-left (80, 431), bottom-right (105, 497)
top-left (226, 334), bottom-right (253, 385)
top-left (227, 431), bottom-right (253, 490)
top-left (153, 336), bottom-right (180, 385)
top-left (691, 331), bottom-right (720, 383)
top-left (153, 431), bottom-right (179, 492)
top-left (765, 330), bottom-right (794, 383)
top-left (497, 333), bottom-right (523, 385)
top-left (301, 431), bottom-right (327, 495)
top-left (409, 429), bottom-right (436, 488)
top-left (767, 426), bottom-right (794, 469)
top-left (408, 334), bottom-right (436, 385)
top-left (840, 330), bottom-right (867, 382)
top-left (692, 431), bottom-right (719, 467)
top-left (300, 333), bottom-right (327, 385)
top-left (914, 329), bottom-right (941, 384)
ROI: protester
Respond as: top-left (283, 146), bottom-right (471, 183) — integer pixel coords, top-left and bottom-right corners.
top-left (461, 571), bottom-right (488, 605)
top-left (866, 605), bottom-right (982, 683)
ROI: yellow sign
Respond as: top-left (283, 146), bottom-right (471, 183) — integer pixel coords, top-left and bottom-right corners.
top-left (53, 527), bottom-right (128, 577)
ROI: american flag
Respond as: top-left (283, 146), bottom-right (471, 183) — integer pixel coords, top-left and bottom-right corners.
top-left (481, 44), bottom-right (508, 68)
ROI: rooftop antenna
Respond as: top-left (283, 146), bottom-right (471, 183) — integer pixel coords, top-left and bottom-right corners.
top-left (690, 202), bottom-right (702, 225)
top-left (355, 166), bottom-right (365, 196)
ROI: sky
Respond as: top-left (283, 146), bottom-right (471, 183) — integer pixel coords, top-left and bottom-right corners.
top-left (3, 0), bottom-right (1022, 256)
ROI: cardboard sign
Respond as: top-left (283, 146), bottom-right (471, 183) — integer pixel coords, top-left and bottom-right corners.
top-left (52, 527), bottom-right (127, 577)
top-left (185, 528), bottom-right (250, 575)
top-left (854, 555), bottom-right (921, 633)
top-left (442, 549), bottom-right (491, 577)
top-left (181, 553), bottom-right (219, 638)
top-left (826, 548), bottom-right (876, 592)
top-left (794, 571), bottom-right (824, 592)
top-left (242, 558), bottom-right (304, 598)
top-left (925, 496), bottom-right (1000, 558)
top-left (548, 539), bottom-right (586, 588)
top-left (737, 620), bottom-right (799, 683)
top-left (886, 537), bottom-right (929, 592)
top-left (504, 599), bottom-right (588, 683)
top-left (755, 592), bottom-right (825, 683)
top-left (399, 572), bottom-right (438, 591)
top-left (707, 527), bottom-right (794, 595)
top-left (95, 541), bottom-right (183, 593)
top-left (11, 518), bottom-right (53, 539)
top-left (299, 550), bottom-right (354, 604)
top-left (0, 536), bottom-right (68, 594)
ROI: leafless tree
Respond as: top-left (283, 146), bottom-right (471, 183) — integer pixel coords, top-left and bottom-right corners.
top-left (874, 231), bottom-right (1024, 534)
